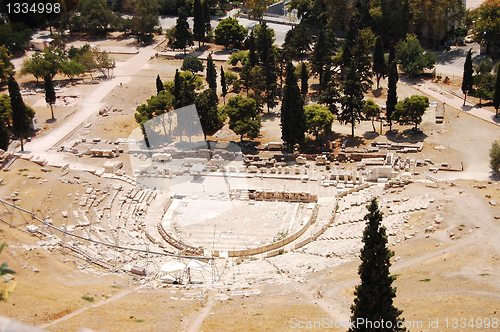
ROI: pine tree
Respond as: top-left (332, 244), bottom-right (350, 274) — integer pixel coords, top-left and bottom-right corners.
top-left (348, 198), bottom-right (407, 332)
top-left (44, 74), bottom-right (56, 120)
top-left (193, 0), bottom-right (205, 48)
top-left (281, 61), bottom-right (306, 146)
top-left (373, 36), bottom-right (387, 90)
top-left (300, 62), bottom-right (308, 96)
top-left (221, 65), bottom-right (227, 104)
top-left (494, 73), bottom-right (500, 117)
top-left (173, 7), bottom-right (194, 53)
top-left (318, 69), bottom-right (341, 115)
top-left (255, 21), bottom-right (273, 66)
top-left (8, 76), bottom-right (32, 151)
top-left (156, 74), bottom-right (164, 95)
top-left (386, 59), bottom-right (398, 131)
top-left (206, 53), bottom-right (217, 91)
top-left (247, 30), bottom-right (257, 68)
top-left (462, 49), bottom-right (474, 106)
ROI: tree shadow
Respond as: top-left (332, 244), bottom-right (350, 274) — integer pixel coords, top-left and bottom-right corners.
top-left (45, 118), bottom-right (57, 124)
top-left (385, 130), bottom-right (428, 143)
top-left (363, 131), bottom-right (379, 139)
top-left (436, 47), bottom-right (468, 66)
top-left (372, 88), bottom-right (383, 98)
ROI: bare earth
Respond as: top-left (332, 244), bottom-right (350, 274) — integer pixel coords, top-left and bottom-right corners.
top-left (0, 35), bottom-right (500, 332)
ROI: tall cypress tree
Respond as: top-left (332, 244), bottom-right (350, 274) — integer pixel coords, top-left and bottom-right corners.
top-left (173, 7), bottom-right (194, 53)
top-left (494, 72), bottom-right (500, 118)
top-left (221, 65), bottom-right (227, 104)
top-left (0, 114), bottom-right (9, 151)
top-left (193, 0), bottom-right (205, 48)
top-left (311, 28), bottom-right (336, 90)
top-left (44, 74), bottom-right (56, 120)
top-left (256, 21), bottom-right (273, 66)
top-left (248, 30), bottom-right (257, 68)
top-left (281, 61), bottom-right (305, 146)
top-left (264, 48), bottom-right (278, 112)
top-left (300, 62), bottom-right (308, 96)
top-left (202, 0), bottom-right (211, 39)
top-left (340, 59), bottom-right (364, 138)
top-left (462, 49), bottom-right (474, 107)
top-left (156, 74), bottom-right (164, 95)
top-left (348, 198), bottom-right (407, 332)
top-left (8, 76), bottom-right (32, 152)
top-left (174, 69), bottom-right (182, 107)
top-left (373, 36), bottom-right (387, 90)
top-left (386, 60), bottom-right (398, 132)
top-left (388, 44), bottom-right (396, 65)
top-left (206, 53), bottom-right (217, 91)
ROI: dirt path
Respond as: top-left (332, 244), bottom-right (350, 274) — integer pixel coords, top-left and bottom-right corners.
top-left (185, 293), bottom-right (214, 332)
top-left (38, 286), bottom-right (140, 330)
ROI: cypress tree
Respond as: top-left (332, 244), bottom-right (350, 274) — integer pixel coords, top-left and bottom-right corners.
top-left (340, 59), bottom-right (365, 138)
top-left (311, 28), bottom-right (335, 90)
top-left (248, 30), bottom-right (257, 68)
top-left (174, 69), bottom-right (182, 107)
top-left (221, 65), bottom-right (227, 104)
top-left (0, 114), bottom-right (8, 151)
top-left (206, 53), bottom-right (217, 91)
top-left (462, 49), bottom-right (474, 107)
top-left (373, 36), bottom-right (387, 90)
top-left (256, 21), bottom-right (272, 66)
top-left (348, 198), bottom-right (407, 332)
top-left (494, 73), bottom-right (500, 118)
top-left (386, 60), bottom-right (398, 132)
top-left (202, 0), bottom-right (211, 39)
top-left (173, 7), bottom-right (194, 53)
top-left (264, 48), bottom-right (278, 112)
top-left (281, 61), bottom-right (306, 146)
top-left (300, 62), bottom-right (308, 96)
top-left (193, 0), bottom-right (205, 48)
top-left (44, 74), bottom-right (56, 120)
top-left (8, 76), bottom-right (32, 152)
top-left (389, 44), bottom-right (396, 65)
top-left (156, 74), bottom-right (164, 95)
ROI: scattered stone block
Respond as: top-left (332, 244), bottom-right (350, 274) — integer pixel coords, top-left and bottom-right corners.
top-left (490, 200), bottom-right (497, 206)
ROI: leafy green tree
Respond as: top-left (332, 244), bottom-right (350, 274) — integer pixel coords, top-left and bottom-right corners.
top-left (282, 23), bottom-right (313, 61)
top-left (8, 76), bottom-right (33, 151)
top-left (221, 66), bottom-right (227, 103)
top-left (195, 89), bottom-right (223, 138)
top-left (281, 61), bottom-right (306, 146)
top-left (304, 104), bottom-right (334, 139)
top-left (60, 60), bottom-right (85, 82)
top-left (243, 0), bottom-right (273, 19)
top-left (228, 50), bottom-right (249, 66)
top-left (472, 0), bottom-right (500, 53)
top-left (462, 49), bottom-right (474, 106)
top-left (348, 198), bottom-right (407, 332)
top-left (173, 8), bottom-right (194, 53)
top-left (0, 22), bottom-right (33, 53)
top-left (206, 53), bottom-right (217, 91)
top-left (75, 0), bottom-right (116, 35)
top-left (254, 21), bottom-right (275, 66)
top-left (0, 94), bottom-right (12, 130)
top-left (222, 95), bottom-right (261, 141)
top-left (490, 141), bottom-right (500, 172)
top-left (44, 74), bottom-right (56, 120)
top-left (224, 71), bottom-right (238, 91)
top-left (132, 0), bottom-right (159, 36)
top-left (363, 98), bottom-right (381, 133)
top-left (392, 95), bottom-right (429, 130)
top-left (20, 53), bottom-right (49, 82)
top-left (373, 36), bottom-right (387, 90)
top-left (93, 48), bottom-right (116, 78)
top-left (494, 73), bottom-right (500, 117)
top-left (181, 56), bottom-right (204, 74)
top-left (0, 46), bottom-right (14, 82)
top-left (214, 17), bottom-right (248, 48)
top-left (156, 74), bottom-right (164, 95)
top-left (475, 59), bottom-right (493, 75)
top-left (473, 73), bottom-right (496, 105)
top-left (300, 62), bottom-right (308, 96)
top-left (310, 28), bottom-right (336, 89)
top-left (166, 70), bottom-right (203, 108)
top-left (135, 90), bottom-right (175, 146)
top-left (370, 0), bottom-right (411, 40)
top-left (193, 0), bottom-right (205, 47)
top-left (396, 34), bottom-right (436, 77)
top-left (386, 59), bottom-right (398, 131)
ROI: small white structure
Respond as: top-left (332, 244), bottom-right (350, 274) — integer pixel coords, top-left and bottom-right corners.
top-left (31, 115), bottom-right (40, 131)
